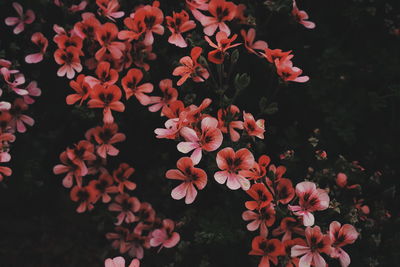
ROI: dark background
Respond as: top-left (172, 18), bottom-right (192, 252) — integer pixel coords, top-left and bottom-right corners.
top-left (0, 0), bottom-right (399, 266)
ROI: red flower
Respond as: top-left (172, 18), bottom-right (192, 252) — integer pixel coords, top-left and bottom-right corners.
top-left (291, 226), bottom-right (332, 267)
top-left (261, 48), bottom-right (293, 64)
top-left (25, 32), bottom-right (48, 64)
top-left (147, 79), bottom-right (178, 113)
top-left (272, 217), bottom-right (304, 242)
top-left (109, 193), bottom-right (140, 225)
top-left (66, 74), bottom-right (92, 105)
top-left (214, 147), bottom-right (254, 190)
top-left (121, 68), bottom-right (153, 104)
top-left (204, 31), bottom-right (241, 64)
top-left (89, 171), bottom-right (117, 203)
top-left (91, 123), bottom-right (126, 158)
top-left (241, 155), bottom-right (270, 181)
top-left (118, 17), bottom-right (145, 41)
top-left (150, 219), bottom-right (180, 249)
top-left (70, 185), bottom-right (97, 213)
top-left (177, 117), bottom-right (223, 164)
top-left (245, 183), bottom-right (273, 210)
top-left (166, 157), bottom-right (207, 204)
top-left (292, 0), bottom-right (315, 29)
top-left (74, 13), bottom-right (101, 40)
top-left (88, 84), bottom-right (125, 123)
top-left (166, 10), bottom-right (196, 48)
top-left (5, 2), bottom-right (35, 34)
top-left (288, 181), bottom-right (330, 226)
top-left (240, 28), bottom-right (268, 56)
top-left (66, 140), bottom-right (96, 178)
top-left (134, 2), bottom-right (164, 46)
top-left (0, 166), bottom-right (12, 182)
top-left (95, 22), bottom-right (126, 60)
top-left (274, 58), bottom-right (309, 83)
top-left (243, 111), bottom-right (265, 139)
top-left (54, 47), bottom-right (82, 79)
top-left (217, 105), bottom-right (243, 142)
top-left (173, 46), bottom-right (209, 86)
top-left (9, 98), bottom-right (34, 133)
top-left (54, 34), bottom-right (83, 51)
top-left (242, 205), bottom-right (276, 236)
top-left (329, 221), bottom-right (358, 267)
top-left (85, 61), bottom-right (119, 87)
top-left (249, 236), bottom-right (285, 267)
top-left (198, 0), bottom-right (236, 36)
top-left (96, 0), bottom-right (124, 21)
top-left (113, 163), bottom-right (137, 193)
top-left (276, 178), bottom-right (295, 204)
top-left (53, 151), bottom-right (82, 188)
top-left (283, 238), bottom-right (307, 267)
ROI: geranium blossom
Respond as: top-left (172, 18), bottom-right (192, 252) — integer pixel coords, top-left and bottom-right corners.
top-left (172, 46), bottom-right (209, 86)
top-left (88, 84), bottom-right (125, 123)
top-left (249, 236), bottom-right (285, 267)
top-left (291, 226), bottom-right (332, 267)
top-left (204, 31), bottom-right (241, 64)
top-left (5, 2), bottom-right (35, 34)
top-left (329, 221), bottom-right (358, 267)
top-left (166, 10), bottom-right (196, 47)
top-left (25, 32), bottom-right (48, 64)
top-left (166, 157), bottom-right (207, 204)
top-left (177, 117), bottom-right (223, 164)
top-left (292, 0), bottom-right (315, 29)
top-left (198, 0), bottom-right (237, 36)
top-left (150, 219), bottom-right (180, 249)
top-left (214, 147), bottom-right (254, 190)
top-left (288, 181), bottom-right (330, 226)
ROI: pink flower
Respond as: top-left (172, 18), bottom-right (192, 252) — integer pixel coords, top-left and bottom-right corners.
top-left (5, 2), bottom-right (35, 34)
top-left (275, 58), bottom-right (309, 83)
top-left (291, 226), bottom-right (332, 267)
top-left (97, 0), bottom-right (124, 21)
top-left (0, 67), bottom-right (28, 96)
top-left (104, 256), bottom-right (140, 267)
top-left (25, 32), bottom-right (48, 64)
top-left (214, 147), bottom-right (254, 190)
top-left (177, 117), bottom-right (223, 164)
top-left (23, 81), bottom-right (41, 104)
top-left (109, 193), bottom-right (140, 225)
top-left (329, 221), bottom-right (358, 267)
top-left (150, 219), bottom-right (180, 249)
top-left (147, 79), bottom-right (178, 113)
top-left (166, 10), bottom-right (196, 48)
top-left (242, 205), bottom-right (276, 236)
top-left (240, 28), bottom-right (268, 56)
top-left (292, 0), bottom-right (315, 29)
top-left (288, 182), bottom-right (330, 226)
top-left (198, 0), bottom-right (237, 36)
top-left (166, 157), bottom-right (207, 204)
top-left (243, 111), bottom-right (265, 139)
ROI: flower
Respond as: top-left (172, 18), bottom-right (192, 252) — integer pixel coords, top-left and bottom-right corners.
top-left (204, 31), bottom-right (241, 64)
top-left (104, 256), bottom-right (140, 267)
top-left (53, 151), bottom-right (82, 188)
top-left (276, 178), bottom-right (295, 204)
top-left (91, 123), bottom-right (126, 158)
top-left (66, 74), bottom-right (92, 105)
top-left (66, 140), bottom-right (96, 178)
top-left (214, 147), bottom-right (254, 190)
top-left (70, 185), bottom-right (97, 213)
top-left (177, 117), bottom-right (223, 164)
top-left (23, 81), bottom-right (41, 104)
top-left (261, 48), bottom-right (293, 64)
top-left (288, 181), bottom-right (330, 226)
top-left (54, 47), bottom-right (82, 79)
top-left (147, 79), bottom-right (178, 113)
top-left (9, 98), bottom-right (34, 133)
top-left (240, 28), bottom-right (268, 56)
top-left (95, 22), bottom-right (126, 60)
top-left (150, 219), bottom-right (180, 249)
top-left (272, 217), bottom-right (304, 242)
top-left (198, 0), bottom-right (237, 36)
top-left (242, 205), bottom-right (276, 236)
top-left (329, 221), bottom-right (358, 267)
top-left (274, 58), bottom-right (309, 83)
top-left (249, 236), bottom-right (285, 267)
top-left (5, 2), bottom-right (35, 34)
top-left (88, 84), bottom-right (125, 123)
top-left (243, 111), bottom-right (265, 139)
top-left (244, 183), bottom-right (273, 210)
top-left (113, 163), bottom-right (136, 193)
top-left (217, 105), bottom-right (243, 142)
top-left (0, 166), bottom-right (12, 182)
top-left (85, 61), bottom-right (119, 87)
top-left (172, 46), bottom-right (209, 86)
top-left (166, 10), bottom-right (196, 47)
top-left (25, 32), bottom-right (48, 64)
top-left (96, 0), bottom-right (124, 21)
top-left (292, 0), bottom-right (315, 29)
top-left (291, 226), bottom-right (332, 267)
top-left (109, 193), bottom-right (141, 225)
top-left (74, 13), bottom-right (101, 40)
top-left (166, 157), bottom-right (207, 204)
top-left (283, 238), bottom-right (307, 267)
top-left (121, 68), bottom-right (153, 104)
top-left (89, 171), bottom-right (117, 203)
top-left (134, 2), bottom-right (164, 46)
